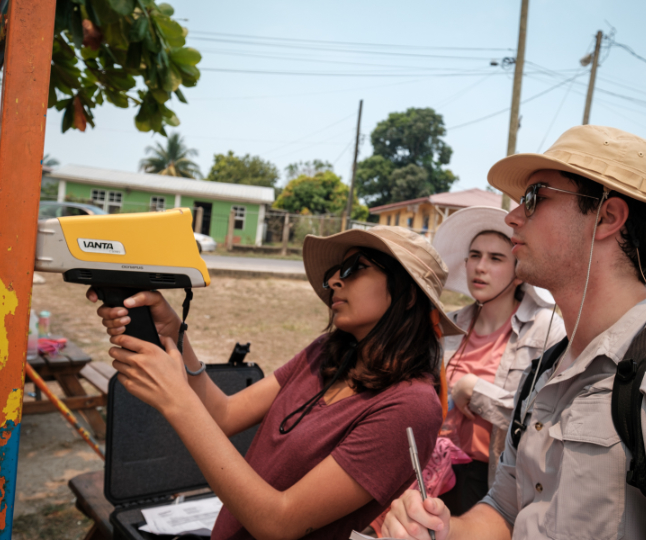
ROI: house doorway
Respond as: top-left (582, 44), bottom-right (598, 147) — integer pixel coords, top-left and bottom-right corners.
top-left (193, 201), bottom-right (213, 235)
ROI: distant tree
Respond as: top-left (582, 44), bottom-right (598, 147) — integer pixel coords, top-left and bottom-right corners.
top-left (42, 154), bottom-right (60, 168)
top-left (207, 151), bottom-right (279, 188)
top-left (36, 1), bottom-right (202, 135)
top-left (354, 155), bottom-right (395, 208)
top-left (284, 160), bottom-right (333, 181)
top-left (273, 170), bottom-right (368, 221)
top-left (391, 164), bottom-right (430, 202)
top-left (356, 107), bottom-right (457, 207)
top-left (139, 132), bottom-right (202, 178)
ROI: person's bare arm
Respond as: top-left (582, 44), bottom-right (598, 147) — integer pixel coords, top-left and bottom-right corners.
top-left (110, 333), bottom-right (372, 540)
top-left (382, 490), bottom-right (512, 540)
top-left (88, 288), bottom-right (280, 436)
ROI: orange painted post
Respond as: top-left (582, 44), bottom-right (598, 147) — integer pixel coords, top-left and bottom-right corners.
top-left (0, 0), bottom-right (57, 537)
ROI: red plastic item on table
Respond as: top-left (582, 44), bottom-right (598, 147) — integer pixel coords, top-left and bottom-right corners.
top-left (37, 337), bottom-right (67, 355)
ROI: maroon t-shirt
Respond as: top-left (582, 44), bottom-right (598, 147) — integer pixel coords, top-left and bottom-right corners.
top-left (212, 336), bottom-right (442, 540)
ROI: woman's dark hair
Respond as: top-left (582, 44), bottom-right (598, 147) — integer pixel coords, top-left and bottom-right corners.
top-left (561, 170), bottom-right (646, 284)
top-left (470, 230), bottom-right (524, 302)
top-left (319, 248), bottom-right (442, 393)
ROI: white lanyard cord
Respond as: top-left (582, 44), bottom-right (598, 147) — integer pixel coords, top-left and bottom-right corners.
top-left (520, 189), bottom-right (609, 424)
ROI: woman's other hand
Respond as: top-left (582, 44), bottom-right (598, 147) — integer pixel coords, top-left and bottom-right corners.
top-left (109, 334), bottom-right (189, 414)
top-left (86, 288), bottom-right (181, 339)
top-left (451, 374), bottom-right (478, 420)
top-left (382, 490), bottom-right (450, 540)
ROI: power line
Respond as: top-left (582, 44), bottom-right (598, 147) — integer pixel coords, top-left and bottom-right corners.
top-left (200, 67), bottom-right (561, 78)
top-left (610, 41), bottom-right (646, 65)
top-left (537, 70), bottom-right (583, 152)
top-left (189, 30), bottom-right (515, 52)
top-left (198, 48), bottom-right (495, 72)
top-left (448, 73), bottom-right (586, 131)
top-left (188, 36), bottom-right (502, 61)
top-left (263, 113), bottom-right (357, 156)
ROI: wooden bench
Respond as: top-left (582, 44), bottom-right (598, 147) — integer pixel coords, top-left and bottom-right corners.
top-left (24, 339), bottom-right (116, 439)
top-left (69, 470), bottom-right (114, 540)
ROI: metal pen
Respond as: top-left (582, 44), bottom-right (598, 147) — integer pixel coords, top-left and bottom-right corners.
top-left (406, 427), bottom-right (436, 540)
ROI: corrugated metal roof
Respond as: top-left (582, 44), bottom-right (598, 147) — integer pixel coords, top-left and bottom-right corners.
top-left (370, 188), bottom-right (517, 214)
top-left (48, 164), bottom-right (275, 204)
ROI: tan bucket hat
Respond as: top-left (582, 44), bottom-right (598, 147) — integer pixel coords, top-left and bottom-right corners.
top-left (432, 206), bottom-right (555, 307)
top-left (302, 225), bottom-right (464, 336)
top-left (488, 125), bottom-right (646, 203)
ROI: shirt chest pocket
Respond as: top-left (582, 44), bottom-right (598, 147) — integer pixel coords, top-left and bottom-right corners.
top-left (544, 392), bottom-right (627, 540)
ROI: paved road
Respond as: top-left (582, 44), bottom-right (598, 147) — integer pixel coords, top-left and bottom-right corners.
top-left (201, 254), bottom-right (305, 275)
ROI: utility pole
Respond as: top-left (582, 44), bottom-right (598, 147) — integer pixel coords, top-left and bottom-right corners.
top-left (582, 31), bottom-right (603, 125)
top-left (345, 99), bottom-right (363, 230)
top-left (503, 0), bottom-right (529, 211)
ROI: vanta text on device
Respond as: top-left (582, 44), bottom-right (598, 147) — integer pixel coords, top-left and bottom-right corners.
top-left (77, 238), bottom-right (126, 255)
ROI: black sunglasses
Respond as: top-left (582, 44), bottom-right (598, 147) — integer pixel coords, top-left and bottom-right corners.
top-left (519, 182), bottom-right (600, 217)
top-left (322, 251), bottom-right (388, 289)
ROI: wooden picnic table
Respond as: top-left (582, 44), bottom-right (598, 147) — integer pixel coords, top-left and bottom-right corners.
top-left (24, 338), bottom-right (116, 439)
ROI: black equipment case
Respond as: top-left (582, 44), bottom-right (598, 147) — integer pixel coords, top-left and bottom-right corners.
top-left (104, 346), bottom-right (264, 540)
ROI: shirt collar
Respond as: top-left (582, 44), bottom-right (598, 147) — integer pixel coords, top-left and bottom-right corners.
top-left (451, 290), bottom-right (542, 334)
top-left (549, 299), bottom-right (646, 384)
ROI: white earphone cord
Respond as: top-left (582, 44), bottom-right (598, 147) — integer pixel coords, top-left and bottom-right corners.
top-left (521, 188), bottom-right (609, 424)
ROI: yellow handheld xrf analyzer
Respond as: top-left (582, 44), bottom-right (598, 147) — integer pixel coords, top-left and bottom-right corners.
top-left (35, 208), bottom-right (210, 348)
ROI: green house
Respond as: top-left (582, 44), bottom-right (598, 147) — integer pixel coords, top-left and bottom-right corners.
top-left (47, 165), bottom-right (275, 245)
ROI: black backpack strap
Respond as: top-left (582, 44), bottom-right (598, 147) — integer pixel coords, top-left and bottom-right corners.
top-left (511, 337), bottom-right (569, 449)
top-left (611, 324), bottom-right (646, 497)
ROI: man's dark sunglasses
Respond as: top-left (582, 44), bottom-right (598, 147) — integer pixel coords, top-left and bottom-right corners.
top-left (322, 251), bottom-right (388, 289)
top-left (519, 182), bottom-right (600, 217)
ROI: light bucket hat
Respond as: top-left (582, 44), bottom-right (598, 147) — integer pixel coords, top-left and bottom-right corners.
top-left (303, 225), bottom-right (464, 336)
top-left (488, 125), bottom-right (646, 203)
top-left (432, 206), bottom-right (555, 307)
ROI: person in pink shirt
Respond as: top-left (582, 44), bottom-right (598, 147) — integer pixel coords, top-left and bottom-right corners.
top-left (432, 206), bottom-right (565, 516)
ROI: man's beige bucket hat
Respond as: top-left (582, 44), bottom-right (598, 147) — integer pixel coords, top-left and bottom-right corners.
top-left (303, 225), bottom-right (464, 336)
top-left (433, 206), bottom-right (555, 307)
top-left (488, 125), bottom-right (646, 203)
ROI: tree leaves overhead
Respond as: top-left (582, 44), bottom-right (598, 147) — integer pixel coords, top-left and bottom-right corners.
top-left (273, 170), bottom-right (368, 221)
top-left (356, 108), bottom-right (458, 208)
top-left (44, 0), bottom-right (202, 135)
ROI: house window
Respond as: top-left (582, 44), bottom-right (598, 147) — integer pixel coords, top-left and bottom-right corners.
top-left (386, 215), bottom-right (391, 226)
top-left (91, 189), bottom-right (106, 205)
top-left (232, 206), bottom-right (246, 230)
top-left (407, 217), bottom-right (413, 228)
top-left (150, 196), bottom-right (166, 211)
top-left (92, 189), bottom-right (122, 213)
top-left (422, 214), bottom-right (430, 231)
top-left (395, 213), bottom-right (400, 226)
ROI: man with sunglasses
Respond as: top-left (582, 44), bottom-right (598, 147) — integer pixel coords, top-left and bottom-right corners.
top-left (382, 124), bottom-right (646, 540)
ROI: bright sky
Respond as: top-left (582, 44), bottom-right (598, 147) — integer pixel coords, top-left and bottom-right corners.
top-left (43, 0), bottom-right (646, 198)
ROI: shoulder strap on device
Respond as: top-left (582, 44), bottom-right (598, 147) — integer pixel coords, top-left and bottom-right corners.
top-left (511, 337), bottom-right (568, 450)
top-left (612, 323), bottom-right (646, 497)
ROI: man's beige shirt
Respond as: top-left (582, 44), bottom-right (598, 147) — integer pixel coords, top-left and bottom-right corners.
top-left (483, 300), bottom-right (646, 540)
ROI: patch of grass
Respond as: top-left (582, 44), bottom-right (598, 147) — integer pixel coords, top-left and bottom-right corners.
top-left (13, 503), bottom-right (91, 540)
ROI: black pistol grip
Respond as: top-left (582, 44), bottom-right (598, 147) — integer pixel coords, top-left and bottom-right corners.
top-left (95, 287), bottom-right (163, 349)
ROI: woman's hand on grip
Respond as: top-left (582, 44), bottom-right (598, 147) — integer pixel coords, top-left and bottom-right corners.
top-left (86, 288), bottom-right (181, 339)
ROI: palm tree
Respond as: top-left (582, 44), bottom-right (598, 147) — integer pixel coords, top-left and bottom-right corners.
top-left (139, 133), bottom-right (202, 179)
top-left (43, 154), bottom-right (60, 168)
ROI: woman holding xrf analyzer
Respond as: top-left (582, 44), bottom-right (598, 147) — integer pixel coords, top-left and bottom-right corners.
top-left (89, 225), bottom-right (461, 539)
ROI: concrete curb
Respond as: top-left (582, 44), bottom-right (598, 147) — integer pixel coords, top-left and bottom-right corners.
top-left (208, 268), bottom-right (307, 281)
